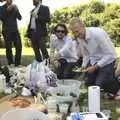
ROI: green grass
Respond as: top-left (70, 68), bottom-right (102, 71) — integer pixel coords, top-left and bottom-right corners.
top-left (0, 47), bottom-right (34, 56)
top-left (0, 92), bottom-right (9, 99)
top-left (116, 47), bottom-right (120, 58)
top-left (0, 55), bottom-right (34, 66)
top-left (0, 47), bottom-right (120, 56)
top-left (0, 47), bottom-right (51, 65)
top-left (0, 47), bottom-right (120, 65)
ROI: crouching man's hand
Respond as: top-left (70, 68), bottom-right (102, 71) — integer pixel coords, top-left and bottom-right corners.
top-left (54, 60), bottom-right (60, 68)
top-left (54, 53), bottom-right (60, 60)
top-left (86, 66), bottom-right (98, 73)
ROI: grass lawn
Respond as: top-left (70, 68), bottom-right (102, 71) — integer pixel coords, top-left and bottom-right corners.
top-left (0, 47), bottom-right (52, 65)
top-left (0, 47), bottom-right (120, 65)
top-left (116, 47), bottom-right (120, 58)
top-left (0, 47), bottom-right (36, 65)
top-left (0, 47), bottom-right (120, 56)
top-left (0, 47), bottom-right (34, 56)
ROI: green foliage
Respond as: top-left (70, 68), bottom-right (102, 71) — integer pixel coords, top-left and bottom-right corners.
top-left (103, 19), bottom-right (120, 46)
top-left (82, 13), bottom-right (100, 27)
top-left (89, 0), bottom-right (105, 13)
top-left (51, 7), bottom-right (73, 25)
top-left (101, 4), bottom-right (120, 25)
top-left (50, 0), bottom-right (120, 45)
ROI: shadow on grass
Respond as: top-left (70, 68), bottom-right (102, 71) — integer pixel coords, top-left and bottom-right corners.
top-left (0, 55), bottom-right (35, 66)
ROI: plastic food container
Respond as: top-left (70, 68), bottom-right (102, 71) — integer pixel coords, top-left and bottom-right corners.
top-left (47, 79), bottom-right (81, 97)
top-left (57, 79), bottom-right (81, 88)
top-left (47, 96), bottom-right (73, 104)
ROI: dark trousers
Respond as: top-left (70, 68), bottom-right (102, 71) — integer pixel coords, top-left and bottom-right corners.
top-left (57, 58), bottom-right (76, 79)
top-left (31, 32), bottom-right (49, 62)
top-left (3, 31), bottom-right (22, 66)
top-left (102, 78), bottom-right (120, 95)
top-left (84, 61), bottom-right (115, 87)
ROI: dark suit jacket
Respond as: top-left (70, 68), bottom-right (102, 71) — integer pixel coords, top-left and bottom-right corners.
top-left (0, 4), bottom-right (22, 33)
top-left (26, 5), bottom-right (50, 38)
top-left (0, 6), bottom-right (2, 20)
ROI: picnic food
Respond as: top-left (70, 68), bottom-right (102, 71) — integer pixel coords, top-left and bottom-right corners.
top-left (9, 97), bottom-right (31, 108)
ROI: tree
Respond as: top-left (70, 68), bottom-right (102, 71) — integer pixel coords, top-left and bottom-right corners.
top-left (103, 19), bottom-right (120, 46)
top-left (89, 1), bottom-right (105, 13)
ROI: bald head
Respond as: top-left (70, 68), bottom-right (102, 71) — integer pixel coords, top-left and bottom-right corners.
top-left (69, 17), bottom-right (86, 39)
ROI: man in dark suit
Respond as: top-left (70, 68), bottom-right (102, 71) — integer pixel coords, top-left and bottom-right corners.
top-left (0, 0), bottom-right (22, 67)
top-left (26, 0), bottom-right (50, 62)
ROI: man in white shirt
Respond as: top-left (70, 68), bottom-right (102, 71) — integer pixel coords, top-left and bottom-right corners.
top-left (50, 23), bottom-right (78, 79)
top-left (69, 17), bottom-right (116, 87)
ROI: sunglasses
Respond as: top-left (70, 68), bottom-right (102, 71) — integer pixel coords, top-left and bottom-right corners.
top-left (56, 30), bottom-right (65, 33)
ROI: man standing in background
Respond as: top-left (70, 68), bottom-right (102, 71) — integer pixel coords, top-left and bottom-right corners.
top-left (0, 0), bottom-right (22, 67)
top-left (26, 0), bottom-right (50, 63)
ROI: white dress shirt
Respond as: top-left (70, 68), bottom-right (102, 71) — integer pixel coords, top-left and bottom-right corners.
top-left (50, 34), bottom-right (78, 63)
top-left (78, 27), bottom-right (116, 68)
top-left (30, 4), bottom-right (40, 30)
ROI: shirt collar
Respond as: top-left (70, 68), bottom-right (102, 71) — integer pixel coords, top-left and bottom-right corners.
top-left (63, 36), bottom-right (67, 43)
top-left (37, 4), bottom-right (41, 8)
top-left (58, 36), bottom-right (69, 43)
top-left (85, 28), bottom-right (92, 41)
top-left (35, 3), bottom-right (41, 8)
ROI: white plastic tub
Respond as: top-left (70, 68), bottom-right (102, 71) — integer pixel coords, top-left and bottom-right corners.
top-left (47, 96), bottom-right (73, 103)
top-left (57, 79), bottom-right (81, 88)
top-left (47, 79), bottom-right (81, 97)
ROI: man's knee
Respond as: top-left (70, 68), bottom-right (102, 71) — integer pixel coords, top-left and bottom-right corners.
top-left (84, 72), bottom-right (96, 86)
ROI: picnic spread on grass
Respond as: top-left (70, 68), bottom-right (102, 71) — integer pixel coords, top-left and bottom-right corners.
top-left (0, 61), bottom-right (111, 120)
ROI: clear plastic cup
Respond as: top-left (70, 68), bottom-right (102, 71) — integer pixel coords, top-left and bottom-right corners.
top-left (59, 103), bottom-right (69, 114)
top-left (47, 99), bottom-right (57, 112)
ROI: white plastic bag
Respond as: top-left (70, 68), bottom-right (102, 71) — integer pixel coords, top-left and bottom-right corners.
top-left (36, 62), bottom-right (57, 91)
top-left (25, 60), bottom-right (57, 92)
top-left (25, 60), bottom-right (46, 90)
